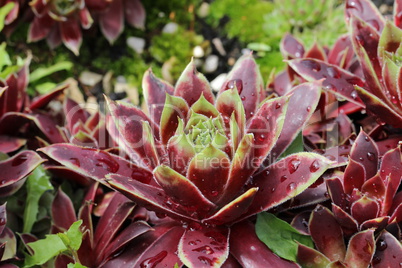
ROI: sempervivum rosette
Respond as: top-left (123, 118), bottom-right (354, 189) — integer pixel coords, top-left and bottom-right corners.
top-left (40, 54), bottom-right (331, 267)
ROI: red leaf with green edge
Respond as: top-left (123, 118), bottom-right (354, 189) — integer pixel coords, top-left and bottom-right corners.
top-left (28, 14), bottom-right (54, 42)
top-left (60, 17), bottom-right (82, 55)
top-left (372, 230), bottom-right (402, 267)
top-left (203, 188), bottom-right (257, 225)
top-left (142, 69), bottom-right (174, 124)
top-left (328, 261), bottom-right (347, 268)
top-left (395, 0), bottom-right (402, 28)
top-left (344, 158), bottom-right (366, 194)
top-left (64, 98), bottom-right (90, 133)
top-left (52, 188), bottom-right (77, 231)
top-left (345, 0), bottom-right (385, 32)
top-left (379, 146), bottom-right (402, 216)
top-left (361, 174), bottom-right (386, 200)
top-left (191, 94), bottom-right (219, 118)
top-left (218, 134), bottom-right (254, 205)
top-left (0, 227), bottom-right (16, 261)
top-left (141, 121), bottom-right (161, 169)
top-left (351, 196), bottom-right (380, 224)
top-left (219, 53), bottom-right (264, 120)
top-left (39, 143), bottom-right (153, 184)
top-left (29, 84), bottom-right (67, 110)
top-left (0, 203), bottom-right (6, 235)
top-left (99, 0), bottom-right (123, 43)
top-left (79, 7), bottom-right (93, 29)
top-left (160, 94), bottom-right (189, 145)
top-left (230, 221), bottom-right (299, 267)
top-left (305, 42), bottom-right (327, 61)
top-left (344, 229), bottom-right (375, 267)
top-left (269, 81), bottom-right (322, 160)
top-left (389, 203), bottom-right (402, 223)
top-left (360, 216), bottom-right (389, 231)
top-left (327, 177), bottom-right (347, 209)
top-left (106, 174), bottom-right (196, 222)
top-left (243, 152), bottom-right (330, 218)
top-left (280, 33), bottom-right (305, 59)
top-left (278, 182), bottom-right (329, 211)
top-left (0, 150), bottom-right (44, 197)
top-left (102, 220), bottom-right (152, 263)
top-left (350, 131), bottom-right (379, 179)
top-left (382, 59), bottom-right (401, 109)
top-left (0, 135), bottom-right (26, 153)
top-left (246, 96), bottom-right (288, 166)
top-left (178, 226), bottom-right (229, 268)
top-left (174, 59), bottom-right (214, 107)
top-left (153, 165), bottom-right (216, 218)
top-left (328, 35), bottom-right (354, 68)
top-left (186, 145), bottom-right (230, 203)
top-left (124, 0), bottom-right (146, 29)
top-left (355, 85), bottom-right (402, 128)
top-left (309, 205), bottom-right (346, 262)
top-left (94, 193), bottom-right (136, 261)
top-left (70, 130), bottom-right (98, 148)
top-left (166, 132), bottom-right (195, 175)
top-left (332, 204), bottom-right (359, 237)
top-left (288, 59), bottom-right (365, 106)
top-left (102, 224), bottom-right (183, 267)
top-left (47, 25), bottom-right (62, 49)
top-left (297, 243), bottom-right (331, 268)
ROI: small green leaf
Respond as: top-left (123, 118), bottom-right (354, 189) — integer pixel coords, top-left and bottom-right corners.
top-left (30, 61), bottom-right (73, 82)
top-left (174, 264), bottom-right (180, 268)
top-left (256, 212), bottom-right (314, 262)
top-left (65, 220), bottom-right (83, 251)
top-left (279, 132), bottom-right (303, 159)
top-left (23, 166), bottom-right (53, 233)
top-left (24, 220), bottom-right (84, 267)
top-left (0, 2), bottom-right (14, 32)
top-left (0, 42), bottom-right (11, 71)
top-left (23, 234), bottom-right (67, 267)
top-left (68, 263), bottom-right (88, 268)
top-left (35, 82), bottom-right (57, 94)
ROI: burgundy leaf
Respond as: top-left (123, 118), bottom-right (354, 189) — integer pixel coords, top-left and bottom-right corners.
top-left (269, 81), bottom-right (322, 159)
top-left (178, 226), bottom-right (229, 268)
top-left (52, 188), bottom-right (77, 231)
top-left (328, 35), bottom-right (354, 68)
top-left (280, 34), bottom-right (305, 59)
top-left (244, 153), bottom-right (330, 218)
top-left (142, 69), bottom-right (174, 124)
top-left (28, 14), bottom-right (54, 42)
top-left (345, 0), bottom-right (385, 32)
top-left (297, 243), bottom-right (331, 268)
top-left (372, 231), bottom-right (402, 267)
top-left (309, 205), bottom-right (346, 262)
top-left (0, 135), bottom-right (26, 153)
top-left (350, 196), bottom-right (380, 224)
top-left (0, 151), bottom-right (44, 197)
top-left (230, 221), bottom-right (299, 267)
top-left (349, 131), bottom-right (379, 179)
top-left (0, 204), bottom-right (6, 235)
top-left (361, 174), bottom-right (386, 200)
top-left (100, 0), bottom-right (124, 43)
top-left (305, 42), bottom-right (327, 61)
top-left (360, 216), bottom-right (389, 231)
top-left (219, 54), bottom-right (264, 120)
top-left (343, 158), bottom-right (366, 194)
top-left (39, 143), bottom-right (153, 184)
top-left (60, 17), bottom-right (82, 55)
top-left (124, 0), bottom-right (146, 29)
top-left (288, 59), bottom-right (365, 106)
top-left (327, 177), bottom-right (347, 209)
top-left (332, 204), bottom-right (359, 237)
top-left (395, 0), bottom-right (402, 28)
top-left (174, 60), bottom-right (214, 107)
top-left (29, 84), bottom-right (67, 110)
top-left (64, 98), bottom-right (90, 133)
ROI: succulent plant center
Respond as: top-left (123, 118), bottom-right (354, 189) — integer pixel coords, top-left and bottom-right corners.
top-left (52, 0), bottom-right (79, 16)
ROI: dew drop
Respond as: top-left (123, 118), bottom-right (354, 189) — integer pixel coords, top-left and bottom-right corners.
top-left (271, 188), bottom-right (276, 193)
top-left (193, 246), bottom-right (215, 255)
top-left (351, 91), bottom-right (358, 100)
top-left (309, 160), bottom-right (320, 173)
top-left (241, 96), bottom-right (246, 101)
top-left (69, 157), bottom-right (81, 167)
top-left (286, 182), bottom-right (296, 194)
top-left (306, 106), bottom-right (311, 112)
top-left (0, 218), bottom-right (5, 225)
top-left (211, 190), bottom-right (219, 197)
top-left (288, 157), bottom-right (301, 174)
top-left (377, 239), bottom-right (387, 251)
top-left (225, 79), bottom-right (243, 94)
top-left (367, 152), bottom-right (376, 161)
top-left (302, 59), bottom-right (321, 72)
top-left (280, 175), bottom-right (288, 182)
top-left (372, 255), bottom-right (381, 265)
top-left (275, 103), bottom-right (281, 109)
top-left (358, 157), bottom-right (364, 162)
top-left (327, 67), bottom-right (340, 78)
top-left (198, 256), bottom-right (213, 266)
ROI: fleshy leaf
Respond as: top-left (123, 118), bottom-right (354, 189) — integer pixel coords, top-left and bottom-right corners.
top-left (350, 196), bottom-right (380, 224)
top-left (125, 0), bottom-right (146, 29)
top-left (52, 188), bottom-right (77, 231)
top-left (343, 158), bottom-right (366, 194)
top-left (60, 17), bottom-right (82, 56)
top-left (230, 221), bottom-right (299, 267)
top-left (178, 226), bottom-right (229, 268)
top-left (297, 243), bottom-right (331, 268)
top-left (39, 143), bottom-right (153, 185)
top-left (99, 0), bottom-right (124, 44)
top-left (344, 229), bottom-right (375, 267)
top-left (186, 145), bottom-right (230, 203)
top-left (256, 212), bottom-right (314, 262)
top-left (288, 59), bottom-right (365, 106)
top-left (349, 131), bottom-right (379, 179)
top-left (219, 54), bottom-right (264, 120)
top-left (160, 94), bottom-right (189, 145)
top-left (345, 0), bottom-right (385, 32)
top-left (280, 34), bottom-right (305, 59)
top-left (174, 59), bottom-right (214, 107)
top-left (244, 153), bottom-right (330, 218)
top-left (372, 230), bottom-right (402, 267)
top-left (142, 69), bottom-right (174, 124)
top-left (0, 135), bottom-right (26, 153)
top-left (191, 94), bottom-right (219, 118)
top-left (166, 133), bottom-right (195, 175)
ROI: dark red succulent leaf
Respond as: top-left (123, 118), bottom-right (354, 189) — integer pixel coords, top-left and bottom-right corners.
top-left (297, 243), bottom-right (331, 268)
top-left (332, 204), bottom-right (359, 237)
top-left (343, 158), bottom-right (366, 194)
top-left (98, 0), bottom-right (124, 44)
top-left (372, 230), bottom-right (402, 267)
top-left (230, 221), bottom-right (299, 267)
top-left (288, 58), bottom-right (365, 107)
top-left (124, 0), bottom-right (146, 29)
top-left (328, 34), bottom-right (355, 69)
top-left (51, 188), bottom-right (77, 231)
top-left (395, 0), bottom-right (402, 28)
top-left (0, 150), bottom-right (44, 197)
top-left (280, 33), bottom-right (305, 59)
top-left (178, 226), bottom-right (229, 267)
top-left (305, 42), bottom-right (327, 61)
top-left (349, 131), bottom-right (379, 179)
top-left (309, 205), bottom-right (346, 262)
top-left (29, 84), bottom-right (67, 111)
top-left (0, 136), bottom-right (26, 153)
top-left (64, 98), bottom-right (90, 134)
top-left (350, 196), bottom-right (380, 224)
top-left (343, 229), bottom-right (375, 267)
top-left (345, 0), bottom-right (385, 32)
